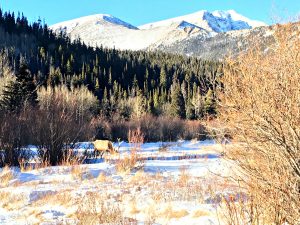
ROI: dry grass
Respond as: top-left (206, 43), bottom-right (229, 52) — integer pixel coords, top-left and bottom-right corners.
top-left (33, 189), bottom-right (74, 208)
top-left (0, 191), bottom-right (12, 208)
top-left (60, 149), bottom-right (86, 167)
top-left (128, 170), bottom-right (147, 185)
top-left (116, 155), bottom-right (140, 174)
top-left (116, 127), bottom-right (145, 174)
top-left (152, 192), bottom-right (164, 203)
top-left (133, 171), bottom-right (207, 205)
top-left (0, 165), bottom-right (224, 224)
top-left (19, 159), bottom-right (51, 173)
top-left (0, 191), bottom-right (25, 211)
top-left (74, 192), bottom-right (130, 225)
top-left (0, 165), bottom-right (14, 187)
top-left (129, 200), bottom-right (140, 215)
top-left (160, 205), bottom-right (189, 219)
top-left (144, 204), bottom-right (159, 225)
top-left (70, 165), bottom-right (92, 180)
top-left (192, 209), bottom-right (210, 218)
top-left (96, 172), bottom-right (107, 182)
top-left (177, 166), bottom-right (190, 187)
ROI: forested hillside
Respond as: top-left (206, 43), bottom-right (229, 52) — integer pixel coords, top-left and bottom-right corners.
top-left (0, 9), bottom-right (222, 120)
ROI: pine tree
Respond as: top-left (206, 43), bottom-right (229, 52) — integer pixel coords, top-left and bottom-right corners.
top-left (132, 89), bottom-right (146, 119)
top-left (1, 63), bottom-right (38, 111)
top-left (160, 66), bottom-right (167, 88)
top-left (66, 59), bottom-right (72, 75)
top-left (100, 87), bottom-right (110, 118)
top-left (170, 80), bottom-right (186, 119)
top-left (204, 89), bottom-right (216, 115)
top-left (186, 101), bottom-right (195, 120)
top-left (48, 66), bottom-right (62, 87)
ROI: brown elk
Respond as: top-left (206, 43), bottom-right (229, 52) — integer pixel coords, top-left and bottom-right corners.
top-left (93, 140), bottom-right (118, 158)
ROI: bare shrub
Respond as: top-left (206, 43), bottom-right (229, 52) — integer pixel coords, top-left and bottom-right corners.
top-left (32, 85), bottom-right (97, 166)
top-left (116, 128), bottom-right (144, 173)
top-left (157, 116), bottom-right (184, 141)
top-left (138, 114), bottom-right (161, 141)
top-left (60, 149), bottom-right (86, 166)
top-left (219, 23), bottom-right (300, 224)
top-left (183, 120), bottom-right (208, 140)
top-left (94, 116), bottom-right (112, 140)
top-left (95, 114), bottom-right (210, 142)
top-left (0, 106), bottom-right (35, 167)
top-left (0, 84), bottom-right (97, 167)
top-left (216, 190), bottom-right (267, 225)
top-left (110, 119), bottom-right (129, 141)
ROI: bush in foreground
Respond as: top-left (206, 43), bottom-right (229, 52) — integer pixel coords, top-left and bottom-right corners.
top-left (219, 23), bottom-right (300, 224)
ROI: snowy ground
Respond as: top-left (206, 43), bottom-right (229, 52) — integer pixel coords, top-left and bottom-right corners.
top-left (0, 140), bottom-right (237, 225)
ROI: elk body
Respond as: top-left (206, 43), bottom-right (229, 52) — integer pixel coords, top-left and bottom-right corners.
top-left (93, 140), bottom-right (117, 158)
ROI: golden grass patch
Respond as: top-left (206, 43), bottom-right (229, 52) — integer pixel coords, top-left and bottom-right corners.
top-left (0, 166), bottom-right (14, 187)
top-left (192, 209), bottom-right (210, 218)
top-left (70, 165), bottom-right (93, 180)
top-left (160, 205), bottom-right (189, 219)
top-left (96, 172), bottom-right (107, 182)
top-left (75, 192), bottom-right (125, 225)
top-left (129, 200), bottom-right (140, 215)
top-left (0, 192), bottom-right (26, 211)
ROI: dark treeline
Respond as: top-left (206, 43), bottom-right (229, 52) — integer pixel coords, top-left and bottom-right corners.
top-left (0, 9), bottom-right (222, 120)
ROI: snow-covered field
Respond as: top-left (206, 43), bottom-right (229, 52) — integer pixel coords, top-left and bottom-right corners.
top-left (0, 140), bottom-right (237, 225)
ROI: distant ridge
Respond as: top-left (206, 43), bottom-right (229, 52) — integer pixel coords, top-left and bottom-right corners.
top-left (50, 10), bottom-right (267, 58)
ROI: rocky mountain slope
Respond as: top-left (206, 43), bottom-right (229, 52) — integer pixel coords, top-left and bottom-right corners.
top-left (50, 10), bottom-right (268, 59)
top-left (156, 25), bottom-right (276, 59)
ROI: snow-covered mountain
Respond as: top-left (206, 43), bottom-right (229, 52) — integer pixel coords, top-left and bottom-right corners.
top-left (139, 10), bottom-right (265, 32)
top-left (50, 10), bottom-right (267, 56)
top-left (51, 14), bottom-right (138, 33)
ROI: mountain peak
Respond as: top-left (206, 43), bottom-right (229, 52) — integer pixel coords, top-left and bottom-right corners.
top-left (139, 9), bottom-right (266, 32)
top-left (212, 10), bottom-right (267, 28)
top-left (50, 14), bottom-right (138, 32)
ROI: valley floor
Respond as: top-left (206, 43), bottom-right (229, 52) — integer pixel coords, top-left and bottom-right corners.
top-left (0, 140), bottom-right (237, 225)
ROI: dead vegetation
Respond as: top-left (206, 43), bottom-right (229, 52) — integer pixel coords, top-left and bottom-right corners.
top-left (192, 209), bottom-right (210, 218)
top-left (116, 127), bottom-right (145, 174)
top-left (0, 191), bottom-right (26, 211)
top-left (218, 23), bottom-right (300, 224)
top-left (74, 192), bottom-right (134, 225)
top-left (0, 165), bottom-right (14, 187)
top-left (160, 204), bottom-right (189, 220)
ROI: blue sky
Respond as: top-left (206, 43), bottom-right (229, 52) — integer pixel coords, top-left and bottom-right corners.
top-left (1, 0), bottom-right (299, 26)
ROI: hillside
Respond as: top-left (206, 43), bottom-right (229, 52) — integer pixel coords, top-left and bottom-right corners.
top-left (0, 9), bottom-right (221, 122)
top-left (156, 25), bottom-right (276, 59)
